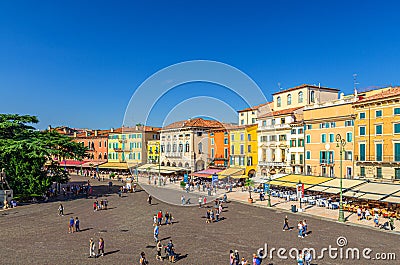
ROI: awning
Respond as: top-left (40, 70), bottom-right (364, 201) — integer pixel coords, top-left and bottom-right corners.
top-left (382, 192), bottom-right (400, 204)
top-left (273, 175), bottom-right (331, 186)
top-left (343, 182), bottom-right (400, 200)
top-left (358, 193), bottom-right (387, 201)
top-left (307, 179), bottom-right (366, 193)
top-left (308, 186), bottom-right (330, 192)
top-left (321, 188), bottom-right (342, 194)
top-left (217, 167), bottom-right (245, 178)
top-left (137, 164), bottom-right (157, 171)
top-left (343, 191), bottom-right (366, 198)
top-left (269, 180), bottom-right (287, 186)
top-left (98, 162), bottom-right (129, 170)
top-left (191, 168), bottom-right (222, 178)
top-left (58, 160), bottom-right (86, 167)
top-left (230, 174), bottom-right (249, 179)
top-left (81, 161), bottom-right (106, 168)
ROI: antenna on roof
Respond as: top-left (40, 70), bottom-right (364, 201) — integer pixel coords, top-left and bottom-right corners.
top-left (278, 82), bottom-right (282, 90)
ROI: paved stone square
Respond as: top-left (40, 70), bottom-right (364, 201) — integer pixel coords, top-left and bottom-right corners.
top-left (1, 175), bottom-right (399, 265)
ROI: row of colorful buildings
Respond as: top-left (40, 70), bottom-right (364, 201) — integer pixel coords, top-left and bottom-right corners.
top-left (54, 83), bottom-right (400, 182)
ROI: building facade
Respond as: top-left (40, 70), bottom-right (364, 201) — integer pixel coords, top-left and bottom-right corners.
top-left (237, 102), bottom-right (273, 125)
top-left (303, 96), bottom-right (356, 178)
top-left (147, 140), bottom-right (160, 164)
top-left (353, 87), bottom-right (400, 181)
top-left (160, 118), bottom-right (223, 172)
top-left (208, 126), bottom-right (235, 168)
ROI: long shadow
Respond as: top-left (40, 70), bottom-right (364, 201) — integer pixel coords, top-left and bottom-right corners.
top-left (150, 203), bottom-right (159, 206)
top-left (171, 221), bottom-right (179, 225)
top-left (64, 212), bottom-right (74, 216)
top-left (146, 245), bottom-right (156, 249)
top-left (176, 253), bottom-right (188, 261)
top-left (80, 227), bottom-right (93, 232)
top-left (106, 207), bottom-right (117, 210)
top-left (104, 250), bottom-right (120, 256)
top-left (344, 212), bottom-right (355, 222)
top-left (160, 236), bottom-right (171, 241)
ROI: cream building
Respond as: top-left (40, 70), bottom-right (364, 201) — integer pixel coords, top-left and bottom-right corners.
top-left (160, 118), bottom-right (223, 172)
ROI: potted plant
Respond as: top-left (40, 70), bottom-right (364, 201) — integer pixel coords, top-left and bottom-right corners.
top-left (245, 178), bottom-right (255, 203)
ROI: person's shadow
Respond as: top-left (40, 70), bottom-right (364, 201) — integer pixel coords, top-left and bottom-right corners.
top-left (104, 250), bottom-right (120, 256)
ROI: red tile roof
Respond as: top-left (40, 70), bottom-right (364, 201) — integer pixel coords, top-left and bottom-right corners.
top-left (355, 86), bottom-right (400, 103)
top-left (272, 84), bottom-right (339, 96)
top-left (258, 107), bottom-right (303, 118)
top-left (163, 118), bottom-right (224, 130)
top-left (237, 102), bottom-right (272, 113)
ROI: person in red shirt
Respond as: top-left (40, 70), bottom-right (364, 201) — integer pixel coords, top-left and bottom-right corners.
top-left (157, 210), bottom-right (163, 225)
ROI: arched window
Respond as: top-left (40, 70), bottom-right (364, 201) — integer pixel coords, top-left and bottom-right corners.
top-left (185, 142), bottom-right (190, 152)
top-left (277, 96), bottom-right (281, 107)
top-left (172, 143), bottom-right (177, 152)
top-left (287, 94), bottom-right (292, 105)
top-left (298, 91), bottom-right (303, 103)
top-left (198, 142), bottom-right (203, 154)
top-left (310, 91), bottom-right (315, 103)
top-left (167, 143), bottom-right (171, 152)
top-left (178, 142), bottom-right (183, 152)
top-left (104, 153), bottom-right (107, 159)
top-left (99, 153), bottom-right (102, 160)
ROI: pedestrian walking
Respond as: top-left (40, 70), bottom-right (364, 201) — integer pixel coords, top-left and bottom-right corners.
top-left (68, 217), bottom-right (74, 233)
top-left (58, 203), bottom-right (64, 216)
top-left (304, 250), bottom-right (312, 265)
top-left (140, 251), bottom-right (148, 265)
top-left (297, 250), bottom-right (304, 265)
top-left (198, 196), bottom-right (202, 208)
top-left (157, 210), bottom-right (163, 225)
top-left (234, 250), bottom-right (240, 265)
top-left (230, 250), bottom-right (235, 265)
top-left (97, 238), bottom-right (104, 257)
top-left (203, 196), bottom-right (207, 206)
top-left (168, 212), bottom-right (173, 225)
top-left (298, 221), bottom-right (304, 238)
top-left (252, 253), bottom-right (261, 265)
top-left (154, 224), bottom-right (159, 242)
top-left (75, 217), bottom-right (80, 232)
top-left (93, 201), bottom-right (97, 212)
top-left (282, 215), bottom-right (290, 231)
top-left (148, 195), bottom-right (152, 205)
top-left (302, 220), bottom-right (308, 236)
top-left (165, 211), bottom-right (169, 225)
top-left (166, 240), bottom-right (175, 263)
top-left (104, 199), bottom-right (108, 210)
top-left (156, 240), bottom-right (163, 261)
top-left (89, 238), bottom-right (96, 258)
top-left (181, 195), bottom-right (185, 205)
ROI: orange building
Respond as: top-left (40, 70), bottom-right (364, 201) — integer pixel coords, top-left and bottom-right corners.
top-left (207, 125), bottom-right (236, 168)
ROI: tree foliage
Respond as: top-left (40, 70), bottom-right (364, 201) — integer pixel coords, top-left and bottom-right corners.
top-left (0, 114), bottom-right (87, 195)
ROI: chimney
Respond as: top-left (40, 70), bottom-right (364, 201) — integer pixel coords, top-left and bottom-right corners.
top-left (74, 132), bottom-right (77, 138)
top-left (135, 125), bottom-right (138, 130)
top-left (85, 130), bottom-right (88, 137)
top-left (95, 130), bottom-right (98, 137)
top-left (111, 128), bottom-right (114, 133)
top-left (48, 125), bottom-right (52, 131)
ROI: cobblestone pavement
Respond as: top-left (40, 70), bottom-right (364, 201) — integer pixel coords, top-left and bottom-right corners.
top-left (0, 175), bottom-right (399, 265)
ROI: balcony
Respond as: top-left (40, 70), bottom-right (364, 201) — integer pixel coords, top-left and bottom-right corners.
top-left (291, 160), bottom-right (304, 165)
top-left (355, 155), bottom-right (400, 164)
top-left (258, 160), bottom-right (288, 167)
top-left (320, 159), bottom-right (334, 165)
top-left (165, 152), bottom-right (183, 158)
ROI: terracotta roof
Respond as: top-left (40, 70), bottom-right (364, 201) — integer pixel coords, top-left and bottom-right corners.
top-left (354, 86), bottom-right (400, 104)
top-left (258, 107), bottom-right (303, 118)
top-left (237, 102), bottom-right (272, 113)
top-left (162, 118), bottom-right (224, 130)
top-left (272, 84), bottom-right (339, 96)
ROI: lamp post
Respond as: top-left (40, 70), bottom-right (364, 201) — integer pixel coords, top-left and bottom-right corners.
top-left (336, 134), bottom-right (346, 223)
top-left (158, 142), bottom-right (161, 186)
top-left (267, 174), bottom-right (272, 207)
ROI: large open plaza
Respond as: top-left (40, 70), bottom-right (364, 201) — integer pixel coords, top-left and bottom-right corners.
top-left (1, 175), bottom-right (399, 264)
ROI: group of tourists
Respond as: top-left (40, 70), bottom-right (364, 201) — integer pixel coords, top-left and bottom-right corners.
top-left (229, 250), bottom-right (261, 265)
top-left (68, 216), bottom-right (80, 233)
top-left (89, 237), bottom-right (105, 258)
top-left (205, 198), bottom-right (224, 223)
top-left (93, 199), bottom-right (108, 211)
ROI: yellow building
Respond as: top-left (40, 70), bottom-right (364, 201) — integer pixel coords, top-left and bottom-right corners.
top-left (229, 124), bottom-right (258, 177)
top-left (147, 140), bottom-right (160, 164)
top-left (237, 102), bottom-right (272, 125)
top-left (303, 96), bottom-right (356, 178)
top-left (353, 87), bottom-right (400, 180)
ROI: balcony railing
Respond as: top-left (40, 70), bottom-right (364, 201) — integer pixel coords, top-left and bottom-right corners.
top-left (165, 152), bottom-right (183, 158)
top-left (355, 155), bottom-right (400, 163)
top-left (258, 161), bottom-right (288, 167)
top-left (320, 159), bottom-right (334, 164)
top-left (291, 160), bottom-right (304, 165)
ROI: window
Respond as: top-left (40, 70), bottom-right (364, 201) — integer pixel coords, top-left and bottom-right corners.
top-left (247, 134), bottom-right (251, 141)
top-left (298, 91), bottom-right (303, 103)
top-left (299, 154), bottom-right (304, 164)
top-left (231, 134), bottom-right (234, 141)
top-left (345, 151), bottom-right (352, 160)
top-left (298, 128), bottom-right (303, 134)
top-left (178, 143), bottom-right (183, 152)
top-left (359, 126), bottom-right (366, 136)
top-left (307, 124), bottom-right (312, 130)
top-left (247, 145), bottom-right (251, 152)
top-left (198, 142), bottom-right (203, 154)
top-left (161, 144), bottom-right (165, 153)
top-left (377, 168), bottom-right (382, 178)
top-left (99, 141), bottom-right (101, 148)
top-left (241, 113), bottom-right (244, 116)
top-left (224, 137), bottom-right (228, 144)
top-left (230, 156), bottom-right (234, 165)
top-left (376, 110), bottom-right (382, 117)
top-left (287, 94), bottom-right (292, 105)
top-left (345, 120), bottom-right (354, 127)
top-left (321, 134), bottom-right (326, 143)
top-left (251, 111), bottom-right (255, 115)
top-left (359, 143), bottom-right (366, 161)
top-left (395, 108), bottom-right (400, 115)
top-left (247, 157), bottom-right (253, 166)
top-left (329, 133), bottom-right (334, 143)
top-left (252, 118), bottom-right (256, 124)
top-left (394, 123), bottom-right (400, 134)
top-left (346, 132), bottom-right (352, 143)
top-left (211, 148), bottom-right (214, 158)
top-left (211, 138), bottom-right (214, 145)
top-left (291, 129), bottom-right (297, 135)
top-left (240, 133), bottom-right (244, 141)
top-left (241, 120), bottom-right (244, 125)
top-left (298, 139), bottom-right (304, 147)
top-left (240, 144), bottom-right (244, 154)
top-left (310, 91), bottom-right (315, 103)
top-left (231, 145), bottom-right (235, 155)
top-left (172, 143), bottom-right (177, 152)
top-left (306, 135), bottom-right (311, 143)
top-left (360, 167), bottom-right (365, 177)
top-left (167, 143), bottom-right (171, 152)
top-left (395, 168), bottom-right (400, 180)
top-left (330, 122), bottom-right (336, 128)
top-left (280, 118), bottom-right (285, 124)
top-left (290, 140), bottom-right (296, 147)
top-left (376, 125), bottom-right (383, 135)
top-left (185, 142), bottom-right (189, 152)
top-left (306, 151), bottom-right (311, 160)
top-left (271, 119), bottom-right (276, 125)
top-left (376, 143), bottom-right (383, 161)
top-left (224, 148), bottom-right (228, 158)
top-left (395, 143), bottom-right (400, 162)
top-left (277, 96), bottom-right (281, 107)
top-left (279, 135), bottom-right (286, 141)
top-left (270, 135), bottom-right (277, 141)
top-left (262, 120), bottom-right (267, 127)
top-left (359, 112), bottom-right (366, 119)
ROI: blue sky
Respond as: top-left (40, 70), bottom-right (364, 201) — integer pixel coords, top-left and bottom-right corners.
top-left (1, 1), bottom-right (399, 129)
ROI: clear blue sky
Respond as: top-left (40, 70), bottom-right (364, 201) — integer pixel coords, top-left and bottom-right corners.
top-left (1, 1), bottom-right (399, 129)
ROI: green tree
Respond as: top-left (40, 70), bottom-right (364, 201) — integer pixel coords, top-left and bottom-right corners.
top-left (0, 114), bottom-right (87, 195)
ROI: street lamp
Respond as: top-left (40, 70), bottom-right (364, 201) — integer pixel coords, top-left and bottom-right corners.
top-left (336, 134), bottom-right (346, 223)
top-left (267, 170), bottom-right (272, 207)
top-left (158, 142), bottom-right (161, 186)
